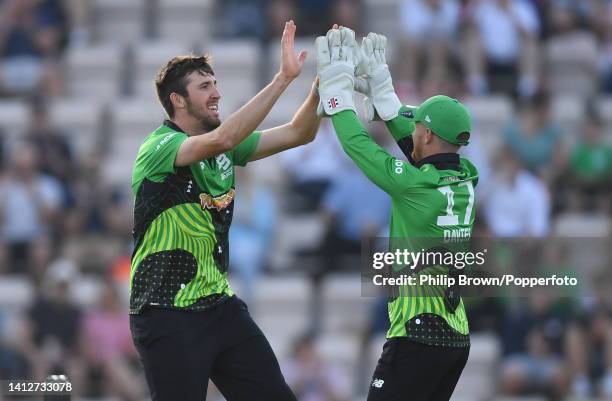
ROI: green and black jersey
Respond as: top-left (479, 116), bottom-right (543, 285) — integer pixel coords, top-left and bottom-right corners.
top-left (129, 120), bottom-right (261, 314)
top-left (331, 111), bottom-right (478, 347)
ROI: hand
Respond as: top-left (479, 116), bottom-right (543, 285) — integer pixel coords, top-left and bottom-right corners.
top-left (279, 20), bottom-right (307, 81)
top-left (357, 32), bottom-right (401, 121)
top-left (316, 25), bottom-right (358, 116)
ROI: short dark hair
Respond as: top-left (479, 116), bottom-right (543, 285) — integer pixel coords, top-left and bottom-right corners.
top-left (155, 54), bottom-right (214, 118)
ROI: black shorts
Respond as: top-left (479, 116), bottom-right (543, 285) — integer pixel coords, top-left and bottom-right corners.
top-left (130, 296), bottom-right (296, 401)
top-left (367, 338), bottom-right (470, 401)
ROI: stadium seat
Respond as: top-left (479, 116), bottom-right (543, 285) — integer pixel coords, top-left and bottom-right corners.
top-left (70, 275), bottom-right (104, 309)
top-left (251, 276), bottom-right (311, 356)
top-left (208, 40), bottom-right (260, 104)
top-left (595, 96), bottom-right (612, 136)
top-left (463, 95), bottom-right (513, 153)
top-left (364, 0), bottom-right (401, 39)
top-left (104, 99), bottom-right (164, 184)
top-left (268, 215), bottom-right (326, 271)
top-left (546, 32), bottom-right (598, 99)
top-left (132, 40), bottom-right (195, 98)
top-left (0, 277), bottom-right (34, 310)
top-left (64, 44), bottom-right (124, 99)
top-left (551, 95), bottom-right (585, 137)
top-left (49, 100), bottom-right (104, 154)
top-left (93, 0), bottom-right (147, 43)
top-left (0, 100), bottom-right (29, 138)
top-left (157, 0), bottom-right (213, 42)
top-left (321, 274), bottom-right (370, 333)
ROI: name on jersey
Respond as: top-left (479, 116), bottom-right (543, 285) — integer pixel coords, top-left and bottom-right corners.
top-left (199, 188), bottom-right (235, 211)
top-left (444, 227), bottom-right (472, 242)
top-left (440, 176), bottom-right (460, 183)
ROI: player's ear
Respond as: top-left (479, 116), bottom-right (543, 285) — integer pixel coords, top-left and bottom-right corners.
top-left (424, 128), bottom-right (435, 144)
top-left (170, 92), bottom-right (186, 110)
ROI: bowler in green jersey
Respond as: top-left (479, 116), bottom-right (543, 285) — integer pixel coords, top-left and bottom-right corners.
top-left (129, 21), bottom-right (321, 401)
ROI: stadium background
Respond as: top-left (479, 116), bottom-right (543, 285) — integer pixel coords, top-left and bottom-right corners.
top-left (0, 0), bottom-right (610, 400)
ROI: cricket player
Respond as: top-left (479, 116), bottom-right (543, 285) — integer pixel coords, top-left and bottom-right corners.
top-left (129, 21), bottom-right (321, 401)
top-left (316, 27), bottom-right (478, 401)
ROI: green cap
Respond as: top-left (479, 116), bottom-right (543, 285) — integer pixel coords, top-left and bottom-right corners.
top-left (400, 95), bottom-right (471, 146)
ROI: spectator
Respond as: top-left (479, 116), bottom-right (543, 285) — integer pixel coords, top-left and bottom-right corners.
top-left (64, 151), bottom-right (131, 236)
top-left (217, 0), bottom-right (266, 39)
top-left (332, 0), bottom-right (363, 35)
top-left (483, 149), bottom-right (550, 237)
top-left (0, 142), bottom-right (63, 274)
top-left (80, 280), bottom-right (143, 401)
top-left (24, 96), bottom-right (74, 187)
top-left (0, 0), bottom-right (65, 96)
top-left (281, 119), bottom-right (353, 213)
top-left (319, 166), bottom-right (391, 273)
top-left (499, 292), bottom-right (571, 399)
top-left (19, 260), bottom-right (83, 388)
top-left (266, 0), bottom-right (297, 38)
top-left (566, 110), bottom-right (612, 213)
top-left (502, 91), bottom-right (567, 180)
top-left (545, 3), bottom-right (598, 98)
top-left (567, 277), bottom-right (612, 398)
top-left (229, 168), bottom-right (277, 304)
top-left (283, 333), bottom-right (352, 401)
top-left (396, 0), bottom-right (461, 96)
top-left (465, 0), bottom-right (540, 97)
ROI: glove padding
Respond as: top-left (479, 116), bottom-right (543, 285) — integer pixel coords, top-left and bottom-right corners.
top-left (316, 27), bottom-right (357, 116)
top-left (355, 33), bottom-right (401, 121)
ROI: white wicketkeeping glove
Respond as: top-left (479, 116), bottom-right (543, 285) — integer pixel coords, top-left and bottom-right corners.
top-left (316, 27), bottom-right (357, 116)
top-left (355, 33), bottom-right (401, 121)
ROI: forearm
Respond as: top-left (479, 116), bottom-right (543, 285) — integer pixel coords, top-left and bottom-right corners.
top-left (331, 111), bottom-right (400, 193)
top-left (217, 73), bottom-right (292, 148)
top-left (288, 86), bottom-right (321, 145)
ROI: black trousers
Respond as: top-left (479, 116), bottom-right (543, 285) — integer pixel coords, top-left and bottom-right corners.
top-left (130, 296), bottom-right (296, 401)
top-left (367, 338), bottom-right (470, 401)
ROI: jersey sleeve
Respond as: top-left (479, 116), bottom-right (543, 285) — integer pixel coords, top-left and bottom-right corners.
top-left (386, 106), bottom-right (417, 165)
top-left (331, 110), bottom-right (420, 197)
top-left (136, 132), bottom-right (188, 183)
top-left (231, 131), bottom-right (262, 166)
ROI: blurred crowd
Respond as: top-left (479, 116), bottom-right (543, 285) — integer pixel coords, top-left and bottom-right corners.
top-left (0, 0), bottom-right (610, 400)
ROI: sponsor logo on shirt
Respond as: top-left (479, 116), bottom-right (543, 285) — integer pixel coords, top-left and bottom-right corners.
top-left (156, 133), bottom-right (177, 151)
top-left (199, 188), bottom-right (235, 211)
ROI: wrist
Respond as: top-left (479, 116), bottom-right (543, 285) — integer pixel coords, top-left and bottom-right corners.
top-left (274, 72), bottom-right (293, 88)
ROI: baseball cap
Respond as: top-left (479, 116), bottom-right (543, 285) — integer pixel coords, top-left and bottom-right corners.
top-left (400, 95), bottom-right (471, 146)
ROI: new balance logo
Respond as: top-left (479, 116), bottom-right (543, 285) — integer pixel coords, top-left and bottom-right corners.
top-left (328, 97), bottom-right (339, 109)
top-left (372, 379), bottom-right (384, 388)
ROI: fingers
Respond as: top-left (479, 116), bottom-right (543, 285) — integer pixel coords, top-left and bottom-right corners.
top-left (315, 35), bottom-right (330, 69)
top-left (328, 29), bottom-right (341, 61)
top-left (298, 50), bottom-right (308, 66)
top-left (281, 20), bottom-right (295, 55)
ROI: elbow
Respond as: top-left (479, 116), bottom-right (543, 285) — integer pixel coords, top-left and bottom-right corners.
top-left (210, 130), bottom-right (235, 153)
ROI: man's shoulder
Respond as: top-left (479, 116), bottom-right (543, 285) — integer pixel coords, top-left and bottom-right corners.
top-left (137, 125), bottom-right (188, 156)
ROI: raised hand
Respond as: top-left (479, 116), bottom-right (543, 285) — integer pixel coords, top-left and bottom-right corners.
top-left (279, 20), bottom-right (307, 81)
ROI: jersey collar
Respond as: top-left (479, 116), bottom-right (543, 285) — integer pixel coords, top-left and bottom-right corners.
top-left (415, 153), bottom-right (461, 171)
top-left (163, 119), bottom-right (186, 133)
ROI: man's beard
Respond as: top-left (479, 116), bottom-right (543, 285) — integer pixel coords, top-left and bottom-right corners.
top-left (186, 99), bottom-right (221, 132)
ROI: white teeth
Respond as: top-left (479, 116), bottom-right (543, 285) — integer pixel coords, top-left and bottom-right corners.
top-left (208, 105), bottom-right (218, 111)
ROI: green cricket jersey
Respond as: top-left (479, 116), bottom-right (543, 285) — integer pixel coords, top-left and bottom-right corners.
top-left (129, 120), bottom-right (261, 314)
top-left (332, 111), bottom-right (478, 347)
